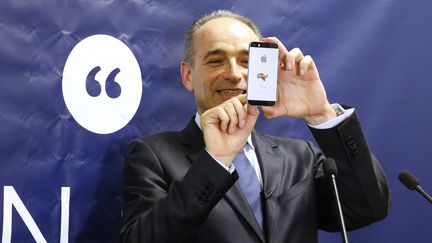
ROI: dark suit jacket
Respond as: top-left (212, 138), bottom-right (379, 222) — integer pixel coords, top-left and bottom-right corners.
top-left (120, 112), bottom-right (391, 243)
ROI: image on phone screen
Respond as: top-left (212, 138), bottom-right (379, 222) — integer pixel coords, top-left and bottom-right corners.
top-left (247, 42), bottom-right (279, 106)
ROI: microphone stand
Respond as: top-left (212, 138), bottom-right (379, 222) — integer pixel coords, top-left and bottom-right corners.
top-left (330, 174), bottom-right (349, 243)
top-left (415, 185), bottom-right (432, 204)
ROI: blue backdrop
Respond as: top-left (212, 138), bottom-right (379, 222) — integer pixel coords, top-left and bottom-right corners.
top-left (1, 0), bottom-right (431, 242)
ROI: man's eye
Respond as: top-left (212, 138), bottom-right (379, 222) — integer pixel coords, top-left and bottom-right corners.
top-left (208, 59), bottom-right (224, 66)
top-left (239, 59), bottom-right (248, 67)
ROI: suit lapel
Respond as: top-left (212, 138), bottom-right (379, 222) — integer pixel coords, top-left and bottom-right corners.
top-left (252, 132), bottom-right (284, 241)
top-left (180, 118), bottom-right (205, 151)
top-left (225, 184), bottom-right (266, 243)
top-left (181, 118), bottom-right (206, 164)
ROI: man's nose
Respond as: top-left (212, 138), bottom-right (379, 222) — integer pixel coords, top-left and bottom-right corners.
top-left (224, 59), bottom-right (245, 82)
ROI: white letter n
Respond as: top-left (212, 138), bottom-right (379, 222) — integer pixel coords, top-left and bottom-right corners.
top-left (2, 186), bottom-right (70, 243)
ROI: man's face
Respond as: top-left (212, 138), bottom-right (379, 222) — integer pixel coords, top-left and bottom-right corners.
top-left (181, 17), bottom-right (260, 114)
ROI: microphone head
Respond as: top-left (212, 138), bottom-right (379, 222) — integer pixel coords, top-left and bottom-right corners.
top-left (323, 158), bottom-right (338, 177)
top-left (398, 170), bottom-right (420, 190)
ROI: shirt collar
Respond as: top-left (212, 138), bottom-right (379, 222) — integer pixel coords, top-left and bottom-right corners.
top-left (195, 112), bottom-right (255, 150)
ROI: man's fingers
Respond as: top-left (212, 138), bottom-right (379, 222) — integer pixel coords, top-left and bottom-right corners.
top-left (223, 102), bottom-right (238, 133)
top-left (203, 95), bottom-right (256, 133)
top-left (220, 96), bottom-right (248, 133)
top-left (263, 37), bottom-right (289, 57)
top-left (242, 104), bottom-right (259, 130)
top-left (237, 94), bottom-right (247, 104)
top-left (262, 106), bottom-right (276, 119)
top-left (247, 104), bottom-right (259, 117)
top-left (263, 38), bottom-right (316, 76)
top-left (287, 48), bottom-right (304, 73)
top-left (263, 37), bottom-right (290, 70)
top-left (215, 107), bottom-right (229, 132)
top-left (231, 98), bottom-right (247, 128)
top-left (299, 55), bottom-right (315, 76)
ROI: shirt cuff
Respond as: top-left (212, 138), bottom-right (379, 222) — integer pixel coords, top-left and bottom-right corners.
top-left (308, 104), bottom-right (355, 129)
top-left (205, 148), bottom-right (236, 174)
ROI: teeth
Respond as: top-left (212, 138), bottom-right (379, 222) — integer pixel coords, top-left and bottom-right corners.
top-left (220, 90), bottom-right (244, 95)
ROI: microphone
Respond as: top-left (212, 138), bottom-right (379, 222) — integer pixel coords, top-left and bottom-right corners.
top-left (262, 186), bottom-right (275, 200)
top-left (398, 170), bottom-right (432, 204)
top-left (323, 158), bottom-right (349, 243)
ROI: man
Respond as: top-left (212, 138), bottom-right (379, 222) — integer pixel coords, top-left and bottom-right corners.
top-left (120, 10), bottom-right (391, 243)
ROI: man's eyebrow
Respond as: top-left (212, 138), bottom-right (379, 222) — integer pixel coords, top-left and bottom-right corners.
top-left (202, 48), bottom-right (250, 60)
top-left (203, 49), bottom-right (226, 60)
top-left (239, 49), bottom-right (249, 56)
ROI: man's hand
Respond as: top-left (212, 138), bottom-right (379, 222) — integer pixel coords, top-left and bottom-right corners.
top-left (261, 37), bottom-right (336, 125)
top-left (201, 95), bottom-right (259, 167)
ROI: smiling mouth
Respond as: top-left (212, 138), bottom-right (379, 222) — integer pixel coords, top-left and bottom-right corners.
top-left (218, 89), bottom-right (246, 96)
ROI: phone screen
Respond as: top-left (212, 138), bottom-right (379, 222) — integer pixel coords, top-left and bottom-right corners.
top-left (247, 42), bottom-right (279, 106)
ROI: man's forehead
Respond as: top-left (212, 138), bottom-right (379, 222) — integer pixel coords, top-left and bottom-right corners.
top-left (194, 17), bottom-right (259, 55)
top-left (204, 41), bottom-right (249, 53)
top-left (197, 17), bottom-right (258, 40)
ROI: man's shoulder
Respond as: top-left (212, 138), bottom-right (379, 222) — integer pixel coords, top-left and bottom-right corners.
top-left (128, 119), bottom-right (201, 152)
top-left (130, 130), bottom-right (184, 147)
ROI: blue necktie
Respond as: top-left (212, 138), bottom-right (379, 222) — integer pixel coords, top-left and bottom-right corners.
top-left (233, 144), bottom-right (263, 230)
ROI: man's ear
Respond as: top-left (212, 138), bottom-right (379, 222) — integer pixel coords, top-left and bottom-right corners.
top-left (180, 62), bottom-right (193, 92)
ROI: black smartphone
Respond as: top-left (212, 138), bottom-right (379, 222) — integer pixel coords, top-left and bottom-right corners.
top-left (247, 42), bottom-right (279, 106)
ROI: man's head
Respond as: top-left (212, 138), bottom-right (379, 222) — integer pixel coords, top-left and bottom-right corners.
top-left (180, 10), bottom-right (262, 114)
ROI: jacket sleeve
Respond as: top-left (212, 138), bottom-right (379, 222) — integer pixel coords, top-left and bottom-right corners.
top-left (119, 139), bottom-right (238, 243)
top-left (310, 110), bottom-right (391, 231)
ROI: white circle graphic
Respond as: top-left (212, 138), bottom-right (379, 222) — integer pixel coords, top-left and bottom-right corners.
top-left (62, 34), bottom-right (142, 134)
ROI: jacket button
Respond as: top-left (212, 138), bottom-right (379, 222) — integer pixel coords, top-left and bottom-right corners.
top-left (199, 184), bottom-right (214, 204)
top-left (345, 136), bottom-right (360, 158)
top-left (199, 196), bottom-right (208, 204)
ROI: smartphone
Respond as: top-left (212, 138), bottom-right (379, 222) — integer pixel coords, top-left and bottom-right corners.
top-left (247, 42), bottom-right (279, 106)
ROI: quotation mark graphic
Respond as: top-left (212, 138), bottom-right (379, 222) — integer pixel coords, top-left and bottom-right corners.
top-left (86, 66), bottom-right (122, 99)
top-left (62, 34), bottom-right (142, 134)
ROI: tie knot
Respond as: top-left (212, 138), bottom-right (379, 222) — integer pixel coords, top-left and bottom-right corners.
top-left (242, 142), bottom-right (252, 153)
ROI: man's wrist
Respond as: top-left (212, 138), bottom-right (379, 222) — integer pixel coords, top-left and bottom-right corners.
top-left (304, 105), bottom-right (337, 125)
top-left (308, 104), bottom-right (355, 129)
top-left (205, 148), bottom-right (236, 173)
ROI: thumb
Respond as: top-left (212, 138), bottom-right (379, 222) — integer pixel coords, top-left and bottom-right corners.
top-left (247, 104), bottom-right (259, 117)
top-left (244, 105), bottom-right (259, 129)
top-left (262, 106), bottom-right (278, 119)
